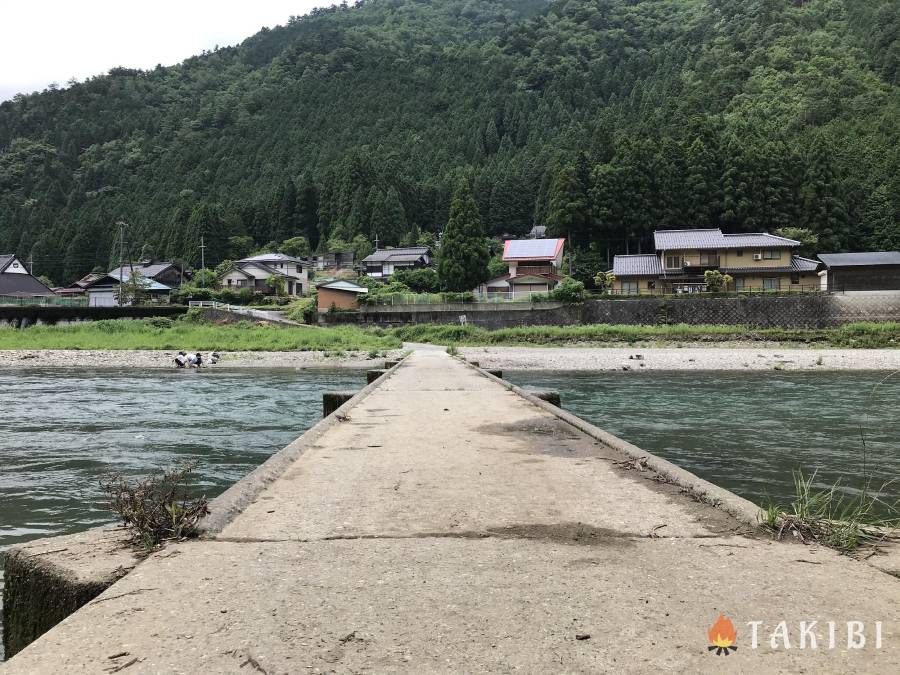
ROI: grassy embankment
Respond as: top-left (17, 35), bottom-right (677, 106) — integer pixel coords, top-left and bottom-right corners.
top-left (1, 319), bottom-right (898, 351)
top-left (0, 318), bottom-right (401, 352)
top-left (393, 322), bottom-right (900, 349)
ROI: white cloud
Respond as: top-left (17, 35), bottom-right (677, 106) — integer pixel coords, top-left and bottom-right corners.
top-left (0, 0), bottom-right (326, 101)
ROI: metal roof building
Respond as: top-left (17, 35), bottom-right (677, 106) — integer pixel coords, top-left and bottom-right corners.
top-left (817, 252), bottom-right (900, 292)
top-left (654, 229), bottom-right (800, 251)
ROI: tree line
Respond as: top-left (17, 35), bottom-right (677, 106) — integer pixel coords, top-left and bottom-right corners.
top-left (0, 0), bottom-right (897, 285)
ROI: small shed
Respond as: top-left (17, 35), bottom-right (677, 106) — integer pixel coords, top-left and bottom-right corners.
top-left (817, 252), bottom-right (900, 292)
top-left (317, 279), bottom-right (369, 312)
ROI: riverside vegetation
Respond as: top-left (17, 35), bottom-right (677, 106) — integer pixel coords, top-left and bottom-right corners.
top-left (1, 317), bottom-right (898, 351)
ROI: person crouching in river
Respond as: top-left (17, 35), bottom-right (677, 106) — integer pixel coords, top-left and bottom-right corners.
top-left (188, 352), bottom-right (203, 368)
top-left (174, 352), bottom-right (188, 368)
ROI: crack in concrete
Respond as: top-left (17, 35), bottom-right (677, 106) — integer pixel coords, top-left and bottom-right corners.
top-left (211, 526), bottom-right (729, 547)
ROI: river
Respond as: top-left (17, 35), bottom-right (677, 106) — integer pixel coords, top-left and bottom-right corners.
top-left (505, 370), bottom-right (900, 510)
top-left (0, 368), bottom-right (362, 550)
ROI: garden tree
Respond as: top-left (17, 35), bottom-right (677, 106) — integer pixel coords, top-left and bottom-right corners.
top-left (437, 182), bottom-right (490, 292)
top-left (593, 271), bottom-right (616, 293)
top-left (704, 270), bottom-right (733, 293)
top-left (118, 270), bottom-right (149, 305)
top-left (548, 277), bottom-right (586, 304)
top-left (862, 185), bottom-right (898, 250)
top-left (267, 274), bottom-right (287, 297)
top-left (487, 253), bottom-right (508, 278)
top-left (392, 267), bottom-right (439, 293)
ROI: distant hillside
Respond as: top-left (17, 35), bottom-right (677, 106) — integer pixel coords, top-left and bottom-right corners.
top-left (0, 0), bottom-right (898, 284)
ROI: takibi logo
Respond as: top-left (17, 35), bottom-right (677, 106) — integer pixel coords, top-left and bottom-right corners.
top-left (708, 614), bottom-right (738, 655)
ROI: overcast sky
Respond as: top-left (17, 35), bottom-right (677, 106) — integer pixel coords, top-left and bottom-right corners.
top-left (0, 1), bottom-right (325, 102)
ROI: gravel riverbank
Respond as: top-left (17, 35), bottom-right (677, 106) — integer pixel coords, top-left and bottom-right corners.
top-left (458, 346), bottom-right (900, 371)
top-left (1, 346), bottom-right (898, 371)
top-left (0, 349), bottom-right (405, 370)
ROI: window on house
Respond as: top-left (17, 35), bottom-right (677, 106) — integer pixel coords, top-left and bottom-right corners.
top-left (762, 250), bottom-right (783, 260)
top-left (791, 273), bottom-right (800, 285)
top-left (699, 253), bottom-right (718, 266)
top-left (622, 281), bottom-right (639, 295)
top-left (665, 255), bottom-right (683, 269)
top-left (734, 277), bottom-right (746, 291)
top-left (735, 250), bottom-right (744, 257)
top-left (764, 277), bottom-right (781, 291)
top-left (647, 280), bottom-right (656, 290)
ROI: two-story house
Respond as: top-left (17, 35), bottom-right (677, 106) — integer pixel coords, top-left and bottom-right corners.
top-left (362, 247), bottom-right (431, 279)
top-left (219, 253), bottom-right (310, 296)
top-left (611, 229), bottom-right (820, 295)
top-left (478, 238), bottom-right (566, 299)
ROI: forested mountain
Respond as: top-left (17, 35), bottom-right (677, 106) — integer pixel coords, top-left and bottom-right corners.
top-left (1, 0), bottom-right (898, 285)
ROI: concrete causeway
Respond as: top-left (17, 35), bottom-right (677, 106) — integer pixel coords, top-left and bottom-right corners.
top-left (4, 351), bottom-right (900, 672)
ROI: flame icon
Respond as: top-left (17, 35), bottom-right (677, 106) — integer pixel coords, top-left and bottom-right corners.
top-left (707, 614), bottom-right (738, 655)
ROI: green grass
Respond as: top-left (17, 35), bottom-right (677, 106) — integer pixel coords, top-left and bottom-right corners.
top-left (761, 470), bottom-right (900, 551)
top-left (392, 322), bottom-right (900, 349)
top-left (0, 319), bottom-right (401, 352)
top-left (2, 319), bottom-right (898, 352)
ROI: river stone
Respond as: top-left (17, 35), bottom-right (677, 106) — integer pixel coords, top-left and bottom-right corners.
top-left (2, 528), bottom-right (137, 659)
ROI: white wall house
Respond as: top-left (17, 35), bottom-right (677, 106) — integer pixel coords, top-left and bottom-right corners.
top-left (477, 239), bottom-right (566, 300)
top-left (220, 254), bottom-right (310, 296)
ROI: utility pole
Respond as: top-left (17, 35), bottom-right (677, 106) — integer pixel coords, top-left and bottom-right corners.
top-left (199, 237), bottom-right (207, 287)
top-left (374, 233), bottom-right (379, 250)
top-left (116, 221), bottom-right (126, 307)
top-left (27, 253), bottom-right (33, 276)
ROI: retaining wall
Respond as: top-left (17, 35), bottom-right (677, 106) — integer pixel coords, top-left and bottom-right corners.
top-left (0, 305), bottom-right (187, 328)
top-left (319, 293), bottom-right (900, 329)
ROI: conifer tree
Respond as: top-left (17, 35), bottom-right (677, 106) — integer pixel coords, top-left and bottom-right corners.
top-left (863, 185), bottom-right (898, 250)
top-left (437, 182), bottom-right (490, 292)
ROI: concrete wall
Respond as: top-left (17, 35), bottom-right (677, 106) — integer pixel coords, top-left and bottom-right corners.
top-left (319, 294), bottom-right (900, 329)
top-left (0, 305), bottom-right (188, 328)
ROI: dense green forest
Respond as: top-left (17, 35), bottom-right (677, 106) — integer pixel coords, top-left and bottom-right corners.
top-left (1, 0), bottom-right (898, 285)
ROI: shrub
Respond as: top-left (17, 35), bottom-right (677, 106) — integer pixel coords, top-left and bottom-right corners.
top-left (100, 463), bottom-right (210, 549)
top-left (181, 307), bottom-right (209, 324)
top-left (548, 277), bottom-right (587, 304)
top-left (393, 267), bottom-right (440, 293)
top-left (145, 317), bottom-right (174, 329)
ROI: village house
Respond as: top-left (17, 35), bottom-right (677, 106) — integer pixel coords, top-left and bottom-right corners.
top-left (219, 253), bottom-right (310, 296)
top-left (313, 251), bottom-right (356, 273)
top-left (478, 238), bottom-right (566, 300)
top-left (362, 247), bottom-right (431, 279)
top-left (0, 254), bottom-right (54, 300)
top-left (611, 229), bottom-right (820, 294)
top-left (316, 279), bottom-right (369, 312)
top-left (84, 270), bottom-right (173, 306)
top-left (817, 252), bottom-right (900, 292)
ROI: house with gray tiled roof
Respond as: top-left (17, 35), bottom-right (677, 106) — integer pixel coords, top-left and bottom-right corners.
top-left (362, 247), bottom-right (432, 279)
top-left (610, 229), bottom-right (821, 295)
top-left (219, 253), bottom-right (310, 296)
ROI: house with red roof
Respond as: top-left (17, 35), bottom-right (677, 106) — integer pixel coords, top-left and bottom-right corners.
top-left (477, 238), bottom-right (566, 300)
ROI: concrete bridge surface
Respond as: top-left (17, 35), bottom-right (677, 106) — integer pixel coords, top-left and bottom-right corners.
top-left (4, 351), bottom-right (900, 673)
